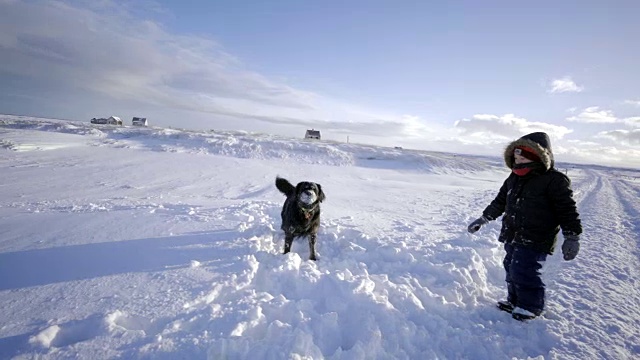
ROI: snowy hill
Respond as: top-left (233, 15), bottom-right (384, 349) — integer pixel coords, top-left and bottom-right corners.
top-left (0, 114), bottom-right (638, 359)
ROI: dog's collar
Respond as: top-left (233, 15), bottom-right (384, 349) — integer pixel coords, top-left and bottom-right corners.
top-left (298, 202), bottom-right (317, 220)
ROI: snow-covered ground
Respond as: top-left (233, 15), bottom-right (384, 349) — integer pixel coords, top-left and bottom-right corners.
top-left (1, 115), bottom-right (638, 360)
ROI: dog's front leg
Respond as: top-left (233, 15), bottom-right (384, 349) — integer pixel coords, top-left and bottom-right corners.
top-left (308, 234), bottom-right (317, 261)
top-left (283, 234), bottom-right (294, 255)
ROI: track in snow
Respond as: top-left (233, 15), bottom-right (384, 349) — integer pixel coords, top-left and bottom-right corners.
top-left (546, 169), bottom-right (640, 359)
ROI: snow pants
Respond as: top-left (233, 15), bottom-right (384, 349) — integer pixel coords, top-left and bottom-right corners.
top-left (503, 243), bottom-right (548, 315)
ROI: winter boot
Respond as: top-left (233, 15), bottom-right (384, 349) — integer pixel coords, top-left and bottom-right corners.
top-left (512, 307), bottom-right (537, 321)
top-left (497, 300), bottom-right (515, 313)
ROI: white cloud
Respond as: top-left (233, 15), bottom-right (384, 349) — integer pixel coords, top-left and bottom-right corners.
top-left (0, 1), bottom-right (318, 116)
top-left (566, 107), bottom-right (617, 123)
top-left (556, 139), bottom-right (640, 168)
top-left (624, 100), bottom-right (640, 107)
top-left (454, 113), bottom-right (573, 142)
top-left (596, 129), bottom-right (640, 146)
top-left (548, 77), bottom-right (584, 93)
top-left (622, 117), bottom-right (640, 128)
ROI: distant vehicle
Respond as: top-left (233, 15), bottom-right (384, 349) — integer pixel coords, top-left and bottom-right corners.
top-left (305, 129), bottom-right (321, 140)
top-left (90, 116), bottom-right (122, 125)
top-left (132, 117), bottom-right (148, 126)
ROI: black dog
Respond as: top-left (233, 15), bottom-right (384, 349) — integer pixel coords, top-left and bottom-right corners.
top-left (275, 176), bottom-right (325, 260)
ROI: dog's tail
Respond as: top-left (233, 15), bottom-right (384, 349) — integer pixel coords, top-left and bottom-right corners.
top-left (275, 176), bottom-right (295, 197)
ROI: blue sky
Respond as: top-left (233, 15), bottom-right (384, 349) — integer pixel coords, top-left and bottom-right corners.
top-left (1, 0), bottom-right (639, 167)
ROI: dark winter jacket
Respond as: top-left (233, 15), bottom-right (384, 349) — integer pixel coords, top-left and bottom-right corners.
top-left (482, 132), bottom-right (582, 254)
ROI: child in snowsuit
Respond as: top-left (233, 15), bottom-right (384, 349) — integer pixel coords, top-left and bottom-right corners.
top-left (467, 132), bottom-right (582, 321)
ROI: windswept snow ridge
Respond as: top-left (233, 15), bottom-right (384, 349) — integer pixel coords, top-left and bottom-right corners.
top-left (0, 116), bottom-right (495, 172)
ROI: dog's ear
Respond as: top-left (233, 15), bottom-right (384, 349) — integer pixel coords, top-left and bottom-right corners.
top-left (316, 183), bottom-right (325, 203)
top-left (295, 182), bottom-right (304, 196)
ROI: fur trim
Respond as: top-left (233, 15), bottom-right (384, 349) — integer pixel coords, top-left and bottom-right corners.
top-left (504, 138), bottom-right (552, 170)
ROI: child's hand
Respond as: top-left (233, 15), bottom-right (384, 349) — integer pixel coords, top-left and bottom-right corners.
top-left (467, 216), bottom-right (489, 233)
top-left (562, 234), bottom-right (580, 260)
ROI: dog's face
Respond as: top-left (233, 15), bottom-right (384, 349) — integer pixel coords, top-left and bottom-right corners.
top-left (295, 182), bottom-right (325, 205)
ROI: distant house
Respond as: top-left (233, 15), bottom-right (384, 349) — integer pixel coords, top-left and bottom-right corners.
top-left (107, 116), bottom-right (123, 125)
top-left (91, 116), bottom-right (122, 125)
top-left (132, 117), bottom-right (148, 126)
top-left (305, 129), bottom-right (321, 140)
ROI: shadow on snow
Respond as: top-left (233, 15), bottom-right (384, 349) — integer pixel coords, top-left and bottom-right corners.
top-left (0, 229), bottom-right (242, 291)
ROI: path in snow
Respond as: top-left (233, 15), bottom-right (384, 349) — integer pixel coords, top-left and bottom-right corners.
top-left (544, 169), bottom-right (640, 359)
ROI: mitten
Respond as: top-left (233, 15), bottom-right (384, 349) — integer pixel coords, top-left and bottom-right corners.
top-left (467, 216), bottom-right (489, 234)
top-left (562, 234), bottom-right (580, 260)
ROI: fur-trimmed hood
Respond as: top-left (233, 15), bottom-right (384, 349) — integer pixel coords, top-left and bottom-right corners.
top-left (504, 132), bottom-right (554, 171)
